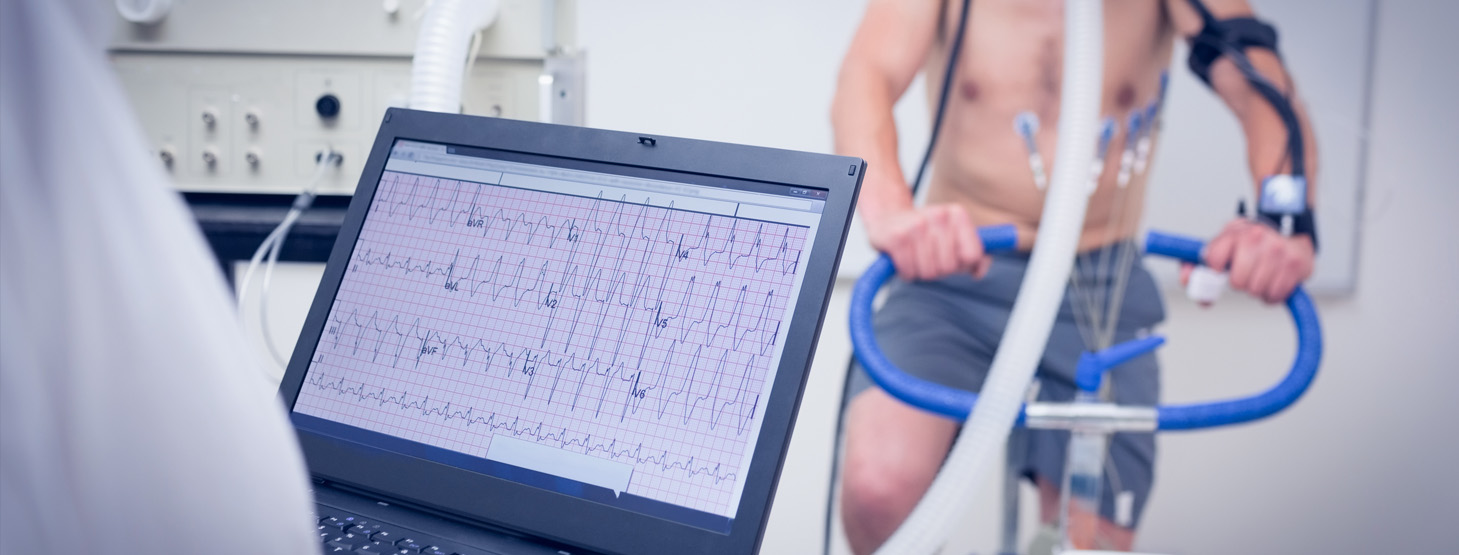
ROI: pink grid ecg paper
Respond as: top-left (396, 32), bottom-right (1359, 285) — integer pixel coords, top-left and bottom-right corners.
top-left (295, 170), bottom-right (811, 517)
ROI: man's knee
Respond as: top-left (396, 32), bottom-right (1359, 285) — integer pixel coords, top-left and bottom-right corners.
top-left (839, 446), bottom-right (939, 555)
top-left (840, 451), bottom-right (926, 526)
top-left (838, 391), bottom-right (957, 542)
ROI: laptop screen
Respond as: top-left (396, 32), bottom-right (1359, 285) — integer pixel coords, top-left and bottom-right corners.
top-left (291, 139), bottom-right (827, 534)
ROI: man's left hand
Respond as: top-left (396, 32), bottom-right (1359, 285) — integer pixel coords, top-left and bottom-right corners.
top-left (1196, 218), bottom-right (1315, 304)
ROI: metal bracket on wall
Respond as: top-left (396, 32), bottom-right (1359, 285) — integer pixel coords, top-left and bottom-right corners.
top-left (541, 52), bottom-right (586, 126)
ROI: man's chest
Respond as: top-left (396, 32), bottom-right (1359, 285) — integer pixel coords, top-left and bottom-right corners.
top-left (936, 0), bottom-right (1174, 101)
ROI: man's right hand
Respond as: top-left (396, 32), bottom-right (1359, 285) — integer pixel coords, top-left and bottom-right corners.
top-left (866, 203), bottom-right (991, 281)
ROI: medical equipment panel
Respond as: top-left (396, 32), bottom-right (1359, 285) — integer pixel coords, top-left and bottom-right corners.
top-left (108, 0), bottom-right (583, 195)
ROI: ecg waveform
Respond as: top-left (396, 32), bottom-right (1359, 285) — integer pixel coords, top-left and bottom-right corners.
top-left (295, 169), bottom-right (813, 516)
top-left (368, 172), bottom-right (804, 276)
top-left (320, 295), bottom-right (769, 432)
top-left (305, 371), bottom-right (739, 484)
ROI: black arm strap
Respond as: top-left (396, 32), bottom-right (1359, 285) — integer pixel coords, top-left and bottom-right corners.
top-left (1187, 15), bottom-right (1280, 87)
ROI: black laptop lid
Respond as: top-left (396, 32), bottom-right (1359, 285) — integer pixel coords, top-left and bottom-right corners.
top-left (279, 109), bottom-right (862, 555)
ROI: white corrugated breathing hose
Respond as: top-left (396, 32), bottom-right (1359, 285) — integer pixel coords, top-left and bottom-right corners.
top-left (410, 0), bottom-right (500, 113)
top-left (872, 1), bottom-right (1105, 552)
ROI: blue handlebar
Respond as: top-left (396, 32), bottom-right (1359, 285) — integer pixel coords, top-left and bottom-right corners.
top-left (851, 255), bottom-right (980, 420)
top-left (977, 224), bottom-right (1020, 253)
top-left (1144, 230), bottom-right (1205, 265)
top-left (849, 229), bottom-right (1324, 431)
top-left (1142, 231), bottom-right (1324, 430)
top-left (849, 225), bottom-right (1017, 421)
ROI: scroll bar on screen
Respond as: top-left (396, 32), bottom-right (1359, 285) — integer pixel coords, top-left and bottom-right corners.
top-left (485, 435), bottom-right (635, 497)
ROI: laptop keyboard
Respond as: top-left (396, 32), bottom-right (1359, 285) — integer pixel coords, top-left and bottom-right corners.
top-left (315, 506), bottom-right (496, 555)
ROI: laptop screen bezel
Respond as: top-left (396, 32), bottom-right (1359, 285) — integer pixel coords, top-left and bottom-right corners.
top-left (278, 108), bottom-right (863, 555)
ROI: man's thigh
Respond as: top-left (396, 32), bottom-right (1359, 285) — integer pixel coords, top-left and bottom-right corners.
top-left (839, 388), bottom-right (962, 553)
top-left (839, 273), bottom-right (1003, 510)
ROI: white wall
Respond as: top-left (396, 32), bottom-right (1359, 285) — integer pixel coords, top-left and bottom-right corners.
top-left (580, 1), bottom-right (1459, 554)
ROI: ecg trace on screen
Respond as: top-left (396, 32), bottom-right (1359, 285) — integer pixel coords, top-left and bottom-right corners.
top-left (295, 168), bottom-right (813, 517)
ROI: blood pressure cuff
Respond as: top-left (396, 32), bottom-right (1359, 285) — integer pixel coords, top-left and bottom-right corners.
top-left (1187, 15), bottom-right (1280, 87)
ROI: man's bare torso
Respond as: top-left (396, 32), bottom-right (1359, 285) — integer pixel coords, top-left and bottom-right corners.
top-left (924, 0), bottom-right (1177, 251)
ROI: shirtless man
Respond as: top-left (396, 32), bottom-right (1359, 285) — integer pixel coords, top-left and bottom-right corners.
top-left (832, 0), bottom-right (1318, 552)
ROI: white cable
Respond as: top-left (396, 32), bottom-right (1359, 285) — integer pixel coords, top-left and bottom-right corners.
top-left (1071, 250), bottom-right (1103, 347)
top-left (1067, 267), bottom-right (1100, 350)
top-left (873, 1), bottom-right (1104, 552)
top-left (258, 209), bottom-right (302, 368)
top-left (1095, 115), bottom-right (1163, 347)
top-left (236, 151), bottom-right (336, 379)
top-left (1100, 234), bottom-right (1142, 348)
top-left (459, 29), bottom-right (485, 111)
top-left (236, 154), bottom-right (332, 312)
top-left (1086, 133), bottom-right (1137, 349)
top-left (235, 221), bottom-right (288, 325)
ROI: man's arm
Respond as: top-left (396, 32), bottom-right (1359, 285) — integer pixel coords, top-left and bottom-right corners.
top-left (833, 0), bottom-right (990, 280)
top-left (1166, 0), bottom-right (1319, 303)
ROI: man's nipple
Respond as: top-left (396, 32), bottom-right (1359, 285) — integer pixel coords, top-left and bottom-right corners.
top-left (960, 79), bottom-right (981, 101)
top-left (1115, 83), bottom-right (1137, 110)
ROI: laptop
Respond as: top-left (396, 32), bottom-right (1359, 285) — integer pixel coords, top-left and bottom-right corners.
top-left (278, 108), bottom-right (864, 555)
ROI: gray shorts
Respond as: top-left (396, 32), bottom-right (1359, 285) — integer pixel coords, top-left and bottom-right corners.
top-left (845, 244), bottom-right (1166, 528)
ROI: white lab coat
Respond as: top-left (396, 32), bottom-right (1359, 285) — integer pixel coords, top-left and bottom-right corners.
top-left (0, 1), bottom-right (318, 553)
